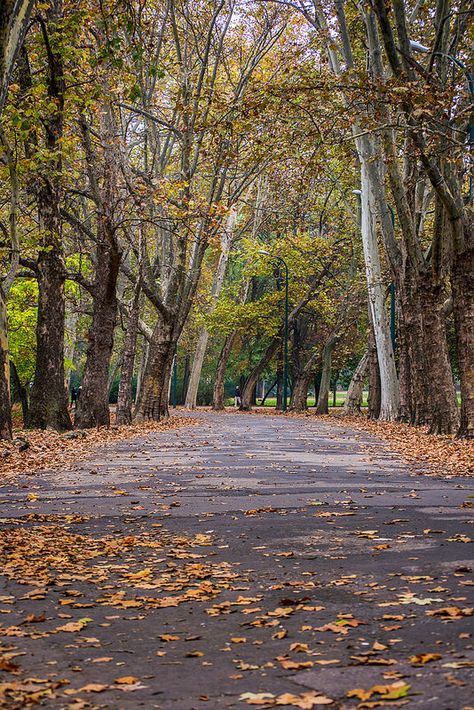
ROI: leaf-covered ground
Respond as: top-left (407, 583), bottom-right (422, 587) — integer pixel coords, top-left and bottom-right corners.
top-left (0, 416), bottom-right (198, 483)
top-left (0, 412), bottom-right (472, 709)
top-left (244, 408), bottom-right (474, 478)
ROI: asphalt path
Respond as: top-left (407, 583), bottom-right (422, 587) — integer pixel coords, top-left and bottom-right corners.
top-left (0, 411), bottom-right (473, 709)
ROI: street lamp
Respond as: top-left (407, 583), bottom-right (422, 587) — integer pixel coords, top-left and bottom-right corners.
top-left (259, 250), bottom-right (289, 412)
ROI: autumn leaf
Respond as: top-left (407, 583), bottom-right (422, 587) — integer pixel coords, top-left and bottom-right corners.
top-left (410, 653), bottom-right (442, 664)
top-left (347, 682), bottom-right (410, 702)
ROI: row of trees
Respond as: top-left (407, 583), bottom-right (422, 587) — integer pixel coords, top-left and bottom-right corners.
top-left (0, 0), bottom-right (472, 439)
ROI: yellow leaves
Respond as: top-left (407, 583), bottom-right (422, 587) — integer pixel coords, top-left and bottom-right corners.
top-left (240, 691), bottom-right (334, 707)
top-left (159, 634), bottom-right (180, 642)
top-left (314, 623), bottom-right (348, 634)
top-left (230, 637), bottom-right (246, 643)
top-left (272, 629), bottom-right (288, 640)
top-left (240, 693), bottom-right (275, 705)
top-left (185, 651), bottom-right (204, 657)
top-left (244, 507), bottom-right (278, 516)
top-left (64, 683), bottom-right (108, 694)
top-left (266, 607), bottom-right (295, 618)
top-left (115, 676), bottom-right (139, 685)
top-left (427, 606), bottom-right (473, 618)
top-left (276, 656), bottom-right (314, 670)
top-left (27, 493), bottom-right (39, 501)
top-left (289, 642), bottom-right (310, 653)
top-left (335, 616), bottom-right (365, 628)
top-left (447, 534), bottom-right (472, 543)
top-left (56, 617), bottom-right (92, 633)
top-left (410, 653), bottom-right (442, 665)
top-left (124, 568), bottom-right (153, 581)
top-left (347, 682), bottom-right (410, 702)
top-left (398, 593), bottom-right (444, 606)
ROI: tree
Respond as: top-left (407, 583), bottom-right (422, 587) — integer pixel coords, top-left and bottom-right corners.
top-left (0, 0), bottom-right (34, 113)
top-left (23, 1), bottom-right (72, 430)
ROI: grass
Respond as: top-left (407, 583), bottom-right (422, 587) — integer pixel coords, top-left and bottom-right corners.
top-left (225, 391), bottom-right (369, 408)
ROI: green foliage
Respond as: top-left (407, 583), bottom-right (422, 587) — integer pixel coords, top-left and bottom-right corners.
top-left (7, 280), bottom-right (37, 384)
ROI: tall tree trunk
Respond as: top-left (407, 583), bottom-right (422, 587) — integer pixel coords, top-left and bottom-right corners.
top-left (397, 270), bottom-right (458, 434)
top-left (75, 237), bottom-right (121, 429)
top-left (0, 287), bottom-right (11, 439)
top-left (396, 280), bottom-right (412, 423)
top-left (290, 370), bottom-right (313, 412)
top-left (64, 308), bottom-right (78, 387)
top-left (27, 1), bottom-right (71, 431)
top-left (451, 245), bottom-right (474, 438)
top-left (116, 285), bottom-right (141, 425)
top-left (240, 338), bottom-right (280, 410)
top-left (180, 353), bottom-right (190, 405)
top-left (0, 0), bottom-right (34, 114)
top-left (27, 238), bottom-right (71, 431)
top-left (185, 207), bottom-right (236, 408)
top-left (212, 332), bottom-right (237, 410)
top-left (360, 159), bottom-right (399, 420)
top-left (417, 279), bottom-right (459, 434)
top-left (135, 339), bottom-right (149, 404)
top-left (184, 329), bottom-right (210, 408)
top-left (315, 334), bottom-right (337, 415)
top-left (134, 317), bottom-right (175, 421)
top-left (10, 359), bottom-right (28, 424)
top-left (367, 314), bottom-right (381, 419)
top-left (343, 350), bottom-right (368, 415)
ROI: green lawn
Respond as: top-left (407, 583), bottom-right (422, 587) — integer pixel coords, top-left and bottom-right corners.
top-left (257, 392), bottom-right (367, 408)
top-left (224, 392), bottom-right (369, 408)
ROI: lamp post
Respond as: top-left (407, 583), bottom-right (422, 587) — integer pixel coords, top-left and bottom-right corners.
top-left (259, 250), bottom-right (289, 412)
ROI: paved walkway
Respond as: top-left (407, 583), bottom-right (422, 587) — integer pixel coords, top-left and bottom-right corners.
top-left (0, 412), bottom-right (473, 709)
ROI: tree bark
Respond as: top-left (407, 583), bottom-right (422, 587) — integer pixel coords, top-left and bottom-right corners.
top-left (315, 334), bottom-right (337, 414)
top-left (0, 287), bottom-right (12, 439)
top-left (134, 317), bottom-right (175, 421)
top-left (0, 0), bottom-right (34, 113)
top-left (343, 350), bottom-right (368, 415)
top-left (27, 238), bottom-right (72, 430)
top-left (116, 285), bottom-right (141, 425)
top-left (418, 280), bottom-right (459, 434)
top-left (185, 206), bottom-right (236, 408)
top-left (74, 97), bottom-right (123, 429)
top-left (360, 158), bottom-right (399, 420)
top-left (75, 236), bottom-right (121, 429)
top-left (212, 332), bottom-right (237, 410)
top-left (451, 244), bottom-right (474, 438)
top-left (397, 273), bottom-right (459, 434)
top-left (180, 353), bottom-right (190, 405)
top-left (290, 369), bottom-right (313, 411)
top-left (10, 359), bottom-right (28, 424)
top-left (367, 314), bottom-right (381, 420)
top-left (26, 0), bottom-right (71, 431)
top-left (240, 338), bottom-right (280, 410)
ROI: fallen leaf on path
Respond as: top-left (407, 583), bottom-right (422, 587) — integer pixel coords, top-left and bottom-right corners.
top-left (347, 682), bottom-right (410, 702)
top-left (410, 653), bottom-right (442, 664)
